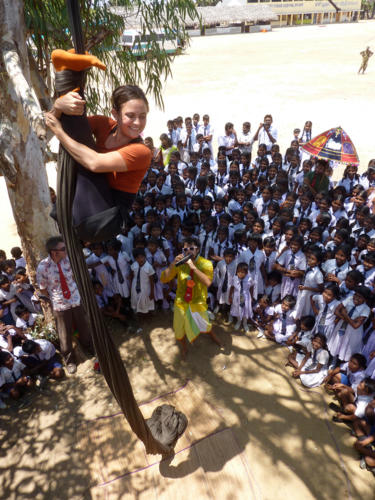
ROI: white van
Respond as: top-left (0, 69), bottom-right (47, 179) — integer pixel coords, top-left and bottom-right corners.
top-left (120, 29), bottom-right (181, 57)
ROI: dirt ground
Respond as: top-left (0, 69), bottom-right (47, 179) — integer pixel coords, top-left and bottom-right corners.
top-left (1, 20), bottom-right (375, 500)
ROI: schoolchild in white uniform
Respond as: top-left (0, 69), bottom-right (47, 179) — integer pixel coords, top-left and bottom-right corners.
top-left (264, 295), bottom-right (297, 344)
top-left (198, 114), bottom-right (214, 155)
top-left (145, 238), bottom-right (167, 305)
top-left (238, 234), bottom-right (265, 300)
top-left (236, 121), bottom-right (254, 155)
top-left (103, 239), bottom-right (131, 299)
top-left (293, 334), bottom-right (330, 388)
top-left (14, 305), bottom-right (38, 330)
top-left (130, 249), bottom-right (155, 314)
top-left (310, 284), bottom-right (341, 341)
top-left (0, 350), bottom-right (33, 399)
top-left (228, 262), bottom-right (253, 333)
top-left (274, 235), bottom-right (306, 299)
top-left (214, 248), bottom-right (237, 317)
top-left (328, 286), bottom-right (371, 363)
top-left (324, 353), bottom-right (367, 392)
top-left (321, 244), bottom-right (351, 287)
top-left (295, 246), bottom-right (324, 319)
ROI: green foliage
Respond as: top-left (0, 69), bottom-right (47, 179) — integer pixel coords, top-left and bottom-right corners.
top-left (30, 315), bottom-right (59, 344)
top-left (24, 0), bottom-right (200, 111)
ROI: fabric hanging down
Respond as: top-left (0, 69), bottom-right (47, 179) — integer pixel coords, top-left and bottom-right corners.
top-left (54, 53), bottom-right (187, 454)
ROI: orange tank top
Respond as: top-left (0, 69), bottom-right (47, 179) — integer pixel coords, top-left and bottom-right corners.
top-left (87, 115), bottom-right (151, 194)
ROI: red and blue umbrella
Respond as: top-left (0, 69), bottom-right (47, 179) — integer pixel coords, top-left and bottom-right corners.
top-left (300, 127), bottom-right (359, 165)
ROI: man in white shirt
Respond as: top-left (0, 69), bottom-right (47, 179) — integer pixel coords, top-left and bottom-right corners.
top-left (218, 122), bottom-right (236, 158)
top-left (179, 122), bottom-right (196, 162)
top-left (254, 114), bottom-right (278, 151)
top-left (198, 114), bottom-right (214, 155)
top-left (237, 121), bottom-right (254, 155)
top-left (36, 236), bottom-right (93, 374)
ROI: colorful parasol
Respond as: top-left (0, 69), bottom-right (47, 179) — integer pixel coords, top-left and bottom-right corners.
top-left (300, 127), bottom-right (359, 165)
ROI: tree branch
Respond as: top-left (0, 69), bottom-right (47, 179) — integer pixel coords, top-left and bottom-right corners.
top-left (1, 38), bottom-right (47, 140)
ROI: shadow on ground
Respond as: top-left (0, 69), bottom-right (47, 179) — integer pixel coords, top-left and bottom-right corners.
top-left (0, 310), bottom-right (373, 499)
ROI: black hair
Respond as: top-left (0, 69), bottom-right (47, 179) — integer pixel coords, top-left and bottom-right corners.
top-left (350, 353), bottom-right (367, 370)
top-left (268, 270), bottom-right (282, 284)
top-left (346, 269), bottom-right (364, 284)
top-left (106, 238), bottom-right (122, 253)
top-left (362, 251), bottom-right (375, 266)
top-left (236, 262), bottom-right (248, 274)
top-left (324, 283), bottom-right (341, 300)
top-left (335, 243), bottom-right (352, 260)
top-left (300, 315), bottom-right (316, 330)
top-left (15, 305), bottom-right (28, 317)
top-left (263, 237), bottom-right (276, 248)
top-left (282, 295), bottom-right (296, 308)
top-left (15, 267), bottom-right (27, 276)
top-left (312, 333), bottom-right (327, 349)
top-left (45, 236), bottom-right (63, 254)
top-left (0, 350), bottom-right (12, 366)
top-left (354, 285), bottom-right (372, 301)
top-left (0, 275), bottom-right (10, 286)
top-left (22, 340), bottom-right (39, 354)
top-left (363, 377), bottom-right (375, 395)
top-left (183, 236), bottom-right (200, 251)
top-left (133, 248), bottom-right (146, 259)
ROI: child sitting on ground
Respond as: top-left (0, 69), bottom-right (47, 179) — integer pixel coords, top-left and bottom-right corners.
top-left (324, 353), bottom-right (367, 393)
top-left (292, 333), bottom-right (330, 388)
top-left (20, 339), bottom-right (64, 380)
top-left (93, 281), bottom-right (127, 323)
top-left (286, 315), bottom-right (316, 365)
top-left (331, 377), bottom-right (375, 424)
top-left (264, 295), bottom-right (297, 343)
top-left (0, 350), bottom-right (33, 399)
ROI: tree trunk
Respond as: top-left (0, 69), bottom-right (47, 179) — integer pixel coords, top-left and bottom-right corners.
top-left (0, 0), bottom-right (57, 283)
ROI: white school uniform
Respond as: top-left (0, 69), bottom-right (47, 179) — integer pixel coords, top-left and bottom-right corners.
top-left (198, 123), bottom-right (214, 154)
top-left (269, 304), bottom-right (297, 343)
top-left (0, 285), bottom-right (20, 322)
top-left (339, 362), bottom-right (365, 391)
top-left (264, 283), bottom-right (281, 304)
top-left (230, 274), bottom-right (253, 320)
top-left (328, 296), bottom-right (370, 362)
top-left (215, 259), bottom-right (237, 305)
top-left (322, 259), bottom-right (350, 284)
top-left (295, 266), bottom-right (324, 319)
top-left (145, 248), bottom-right (167, 302)
top-left (263, 251), bottom-right (277, 275)
top-left (218, 133), bottom-right (236, 156)
top-left (278, 249), bottom-right (306, 298)
top-left (130, 261), bottom-right (155, 313)
top-left (17, 338), bottom-right (56, 362)
top-left (357, 265), bottom-right (375, 289)
top-left (312, 296), bottom-right (340, 340)
top-left (238, 248), bottom-right (265, 299)
top-left (299, 347), bottom-right (330, 388)
top-left (102, 253), bottom-right (131, 299)
top-left (237, 131), bottom-right (254, 155)
top-left (86, 253), bottom-right (114, 292)
top-left (257, 125), bottom-right (278, 151)
top-left (117, 233), bottom-right (134, 257)
top-left (0, 357), bottom-right (26, 386)
top-left (15, 313), bottom-right (38, 330)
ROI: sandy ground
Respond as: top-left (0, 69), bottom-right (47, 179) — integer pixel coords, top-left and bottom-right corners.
top-left (1, 20), bottom-right (375, 499)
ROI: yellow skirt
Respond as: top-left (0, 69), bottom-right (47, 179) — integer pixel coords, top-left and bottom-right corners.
top-left (173, 302), bottom-right (212, 343)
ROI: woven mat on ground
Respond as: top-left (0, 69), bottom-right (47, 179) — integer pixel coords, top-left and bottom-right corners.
top-left (76, 381), bottom-right (254, 499)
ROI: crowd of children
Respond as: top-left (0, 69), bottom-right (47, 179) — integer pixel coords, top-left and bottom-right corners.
top-left (1, 114), bottom-right (375, 472)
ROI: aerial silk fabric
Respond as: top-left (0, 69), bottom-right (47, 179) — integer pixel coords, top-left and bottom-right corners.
top-left (54, 56), bottom-right (186, 454)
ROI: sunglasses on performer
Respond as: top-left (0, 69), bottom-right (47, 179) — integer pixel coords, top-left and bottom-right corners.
top-left (52, 247), bottom-right (66, 252)
top-left (182, 246), bottom-right (197, 253)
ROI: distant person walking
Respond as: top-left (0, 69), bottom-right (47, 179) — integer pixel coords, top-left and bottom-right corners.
top-left (358, 47), bottom-right (373, 74)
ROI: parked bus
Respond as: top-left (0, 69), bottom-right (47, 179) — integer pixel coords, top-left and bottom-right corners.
top-left (120, 29), bottom-right (182, 57)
